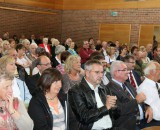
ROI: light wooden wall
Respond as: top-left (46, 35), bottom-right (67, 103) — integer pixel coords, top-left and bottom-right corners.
top-left (63, 0), bottom-right (160, 10)
top-left (3, 0), bottom-right (63, 9)
top-left (99, 24), bottom-right (131, 46)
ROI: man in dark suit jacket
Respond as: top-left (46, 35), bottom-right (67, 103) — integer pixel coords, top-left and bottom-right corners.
top-left (25, 55), bottom-right (52, 95)
top-left (123, 55), bottom-right (142, 89)
top-left (106, 60), bottom-right (153, 130)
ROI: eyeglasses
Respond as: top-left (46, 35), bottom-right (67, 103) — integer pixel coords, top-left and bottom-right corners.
top-left (39, 63), bottom-right (51, 66)
top-left (90, 70), bottom-right (103, 75)
top-left (117, 69), bottom-right (128, 72)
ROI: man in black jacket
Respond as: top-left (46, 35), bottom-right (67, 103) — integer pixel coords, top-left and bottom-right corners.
top-left (68, 60), bottom-right (123, 130)
top-left (25, 55), bottom-right (52, 95)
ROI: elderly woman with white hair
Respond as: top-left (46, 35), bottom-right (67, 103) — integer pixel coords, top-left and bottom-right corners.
top-left (51, 38), bottom-right (60, 58)
top-left (52, 45), bottom-right (65, 68)
top-left (22, 39), bottom-right (30, 54)
top-left (26, 43), bottom-right (38, 61)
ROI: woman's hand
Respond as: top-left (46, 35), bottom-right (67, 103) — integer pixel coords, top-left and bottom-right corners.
top-left (5, 94), bottom-right (15, 114)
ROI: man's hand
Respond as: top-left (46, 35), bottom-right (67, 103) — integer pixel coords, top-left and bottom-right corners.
top-left (136, 92), bottom-right (146, 104)
top-left (145, 106), bottom-right (153, 123)
top-left (106, 95), bottom-right (117, 110)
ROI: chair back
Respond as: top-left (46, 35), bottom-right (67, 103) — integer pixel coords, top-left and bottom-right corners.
top-left (142, 126), bottom-right (160, 130)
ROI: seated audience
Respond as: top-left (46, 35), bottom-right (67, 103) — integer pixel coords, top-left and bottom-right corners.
top-left (123, 55), bottom-right (142, 89)
top-left (56, 51), bottom-right (71, 74)
top-left (22, 39), bottom-right (30, 54)
top-left (154, 46), bottom-right (160, 64)
top-left (0, 71), bottom-right (33, 129)
top-left (105, 44), bottom-right (116, 64)
top-left (62, 55), bottom-right (83, 93)
top-left (79, 41), bottom-right (93, 67)
top-left (68, 60), bottom-right (121, 130)
top-left (16, 44), bottom-right (31, 75)
top-left (116, 45), bottom-right (127, 61)
top-left (8, 38), bottom-right (16, 48)
top-left (25, 55), bottom-right (52, 95)
top-left (26, 42), bottom-right (38, 62)
top-left (39, 37), bottom-right (51, 54)
top-left (91, 55), bottom-right (111, 85)
top-left (28, 68), bottom-right (78, 130)
top-left (106, 61), bottom-right (153, 130)
top-left (67, 42), bottom-right (78, 56)
top-left (2, 40), bottom-right (10, 55)
top-left (52, 45), bottom-right (65, 68)
top-left (0, 55), bottom-right (32, 106)
top-left (137, 61), bottom-right (160, 121)
top-left (146, 43), bottom-right (153, 60)
top-left (6, 48), bottom-right (28, 81)
top-left (50, 38), bottom-right (60, 58)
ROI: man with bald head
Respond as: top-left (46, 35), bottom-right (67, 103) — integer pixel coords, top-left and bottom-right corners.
top-left (25, 55), bottom-right (52, 95)
top-left (106, 61), bottom-right (153, 130)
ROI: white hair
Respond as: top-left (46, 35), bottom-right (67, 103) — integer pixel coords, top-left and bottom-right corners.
top-left (30, 43), bottom-right (38, 49)
top-left (143, 61), bottom-right (159, 76)
top-left (110, 60), bottom-right (125, 78)
top-left (55, 45), bottom-right (65, 55)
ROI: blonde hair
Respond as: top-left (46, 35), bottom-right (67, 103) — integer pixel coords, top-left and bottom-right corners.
top-left (0, 55), bottom-right (15, 74)
top-left (64, 55), bottom-right (81, 73)
top-left (2, 40), bottom-right (10, 55)
top-left (51, 38), bottom-right (60, 46)
top-left (139, 46), bottom-right (146, 52)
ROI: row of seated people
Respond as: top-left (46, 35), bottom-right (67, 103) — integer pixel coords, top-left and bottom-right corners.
top-left (0, 55), bottom-right (160, 130)
top-left (0, 35), bottom-right (160, 129)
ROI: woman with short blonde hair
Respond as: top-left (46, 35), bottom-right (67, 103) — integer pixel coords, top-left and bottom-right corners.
top-left (62, 55), bottom-right (84, 93)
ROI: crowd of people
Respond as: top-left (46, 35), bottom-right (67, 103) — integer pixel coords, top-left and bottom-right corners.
top-left (0, 32), bottom-right (160, 130)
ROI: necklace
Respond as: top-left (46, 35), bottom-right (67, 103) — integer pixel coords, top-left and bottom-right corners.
top-left (46, 96), bottom-right (57, 100)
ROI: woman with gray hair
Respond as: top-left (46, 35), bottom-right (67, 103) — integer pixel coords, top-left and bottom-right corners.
top-left (26, 43), bottom-right (38, 62)
top-left (52, 45), bottom-right (65, 68)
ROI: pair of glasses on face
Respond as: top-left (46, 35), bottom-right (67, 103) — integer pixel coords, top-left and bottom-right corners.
top-left (90, 70), bottom-right (103, 75)
top-left (39, 63), bottom-right (51, 66)
top-left (117, 68), bottom-right (128, 72)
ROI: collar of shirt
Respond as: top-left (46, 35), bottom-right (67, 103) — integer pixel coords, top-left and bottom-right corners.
top-left (55, 56), bottom-right (61, 64)
top-left (112, 78), bottom-right (123, 88)
top-left (84, 77), bottom-right (100, 92)
top-left (144, 77), bottom-right (159, 88)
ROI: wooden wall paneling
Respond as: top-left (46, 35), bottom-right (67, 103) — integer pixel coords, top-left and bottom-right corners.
top-left (0, 0), bottom-right (4, 2)
top-left (99, 24), bottom-right (131, 45)
top-left (137, 0), bottom-right (160, 8)
top-left (99, 24), bottom-right (114, 42)
top-left (5, 0), bottom-right (55, 9)
top-left (63, 0), bottom-right (93, 10)
top-left (114, 25), bottom-right (131, 45)
top-left (93, 0), bottom-right (138, 9)
top-left (138, 25), bottom-right (154, 47)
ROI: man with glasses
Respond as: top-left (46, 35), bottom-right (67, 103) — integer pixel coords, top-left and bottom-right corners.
top-left (68, 60), bottom-right (121, 130)
top-left (25, 55), bottom-right (52, 95)
top-left (123, 55), bottom-right (142, 90)
top-left (106, 60), bottom-right (153, 130)
top-left (138, 61), bottom-right (160, 124)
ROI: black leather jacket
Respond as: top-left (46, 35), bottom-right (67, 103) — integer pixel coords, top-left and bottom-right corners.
top-left (68, 78), bottom-right (114, 130)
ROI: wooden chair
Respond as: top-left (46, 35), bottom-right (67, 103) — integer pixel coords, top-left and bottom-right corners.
top-left (142, 126), bottom-right (160, 130)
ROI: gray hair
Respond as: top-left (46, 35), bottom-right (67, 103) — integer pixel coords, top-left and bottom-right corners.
top-left (55, 45), bottom-right (65, 55)
top-left (30, 43), bottom-right (38, 49)
top-left (143, 61), bottom-right (159, 76)
top-left (84, 60), bottom-right (102, 71)
top-left (110, 60), bottom-right (125, 78)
